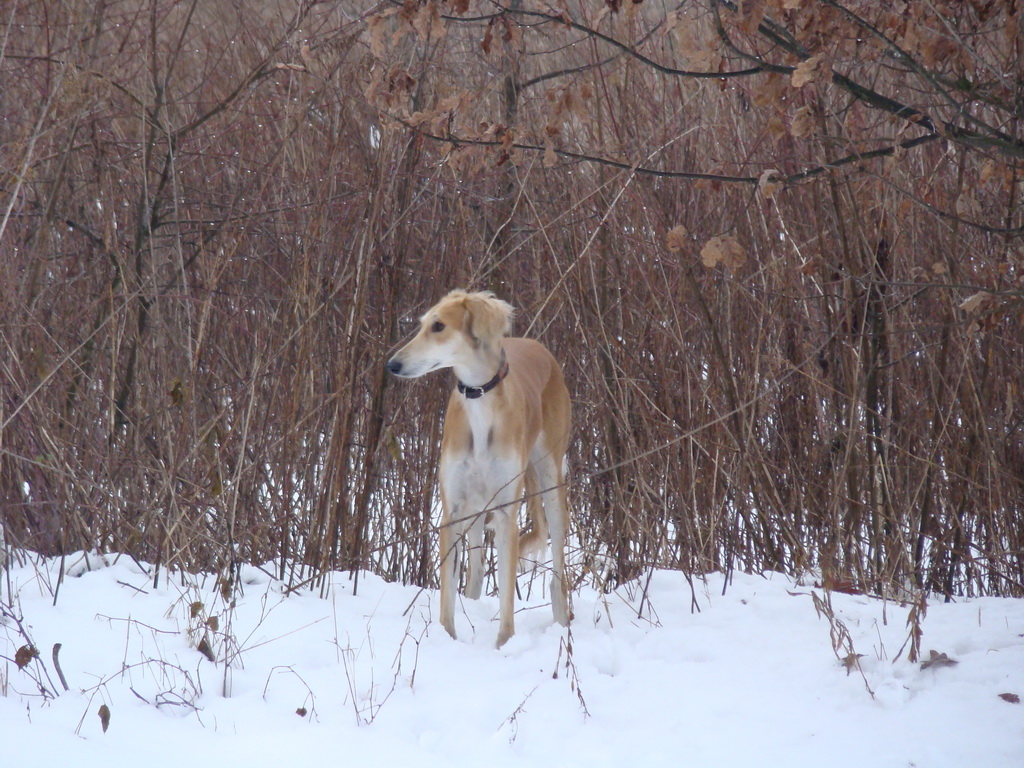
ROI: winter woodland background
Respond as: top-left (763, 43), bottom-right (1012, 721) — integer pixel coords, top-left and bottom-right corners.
top-left (2, 0), bottom-right (1023, 632)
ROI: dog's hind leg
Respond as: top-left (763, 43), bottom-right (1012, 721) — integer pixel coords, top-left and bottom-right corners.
top-left (536, 453), bottom-right (570, 626)
top-left (518, 463), bottom-right (549, 566)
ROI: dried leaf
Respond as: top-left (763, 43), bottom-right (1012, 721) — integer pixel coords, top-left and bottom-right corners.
top-left (759, 169), bottom-right (782, 199)
top-left (296, 706), bottom-right (309, 716)
top-left (209, 468), bottom-right (222, 497)
top-left (197, 636), bottom-right (216, 662)
top-left (791, 55), bottom-right (827, 88)
top-left (790, 105), bottom-right (816, 138)
top-left (841, 652), bottom-right (864, 675)
top-left (406, 110), bottom-right (433, 128)
top-left (386, 430), bottom-right (402, 461)
top-left (299, 43), bottom-right (314, 71)
top-left (979, 159), bottom-right (996, 184)
top-left (366, 11), bottom-right (390, 58)
top-left (15, 644), bottom-right (39, 669)
top-left (998, 692), bottom-right (1020, 704)
top-left (663, 9), bottom-right (682, 36)
top-left (543, 137), bottom-right (558, 168)
top-left (674, 19), bottom-right (700, 58)
top-left (736, 0), bottom-right (765, 34)
top-left (500, 15), bottom-right (520, 47)
top-left (671, 15), bottom-right (719, 71)
top-left (168, 377), bottom-right (184, 406)
top-left (959, 291), bottom-right (992, 313)
top-left (752, 73), bottom-right (786, 107)
top-left (767, 115), bottom-right (787, 143)
top-left (955, 192), bottom-right (979, 219)
top-left (413, 1), bottom-right (445, 42)
top-left (701, 235), bottom-right (747, 270)
top-left (481, 17), bottom-right (494, 54)
top-left (666, 225), bottom-right (689, 252)
top-left (800, 258), bottom-right (820, 277)
top-left (920, 649), bottom-right (958, 670)
top-left (98, 704), bottom-right (111, 733)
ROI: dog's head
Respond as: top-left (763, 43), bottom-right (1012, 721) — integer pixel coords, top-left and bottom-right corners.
top-left (387, 290), bottom-right (514, 379)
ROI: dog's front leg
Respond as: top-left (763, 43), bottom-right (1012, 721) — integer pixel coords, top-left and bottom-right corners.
top-left (463, 514), bottom-right (486, 600)
top-left (438, 517), bottom-right (461, 640)
top-left (492, 509), bottom-right (519, 648)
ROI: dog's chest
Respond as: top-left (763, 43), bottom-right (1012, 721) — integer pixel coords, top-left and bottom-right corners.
top-left (441, 417), bottom-right (522, 523)
top-left (443, 440), bottom-right (519, 488)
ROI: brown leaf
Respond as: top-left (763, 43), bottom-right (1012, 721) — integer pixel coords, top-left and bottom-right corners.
top-left (299, 43), bottom-right (314, 71)
top-left (736, 0), bottom-right (765, 34)
top-left (955, 192), bottom-right (980, 219)
top-left (15, 645), bottom-right (38, 669)
top-left (543, 137), bottom-right (558, 168)
top-left (413, 1), bottom-right (445, 42)
top-left (98, 704), bottom-right (111, 733)
top-left (481, 18), bottom-right (494, 54)
top-left (701, 235), bottom-right (747, 271)
top-left (841, 652), bottom-right (864, 675)
top-left (920, 650), bottom-right (958, 670)
top-left (666, 225), bottom-right (689, 252)
top-left (959, 291), bottom-right (992, 314)
top-left (405, 109), bottom-right (434, 128)
top-left (759, 169), bottom-right (782, 199)
top-left (767, 115), bottom-right (787, 143)
top-left (790, 105), bottom-right (816, 138)
top-left (998, 692), bottom-right (1020, 704)
top-left (670, 13), bottom-right (720, 71)
top-left (673, 18), bottom-right (700, 58)
top-left (791, 55), bottom-right (827, 88)
top-left (197, 636), bottom-right (216, 662)
top-left (366, 11), bottom-right (392, 58)
top-left (979, 159), bottom-right (996, 184)
top-left (800, 258), bottom-right (821, 276)
top-left (752, 73), bottom-right (786, 108)
top-left (500, 15), bottom-right (519, 47)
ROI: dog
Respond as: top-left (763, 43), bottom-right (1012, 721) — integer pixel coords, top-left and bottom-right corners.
top-left (387, 289), bottom-right (571, 647)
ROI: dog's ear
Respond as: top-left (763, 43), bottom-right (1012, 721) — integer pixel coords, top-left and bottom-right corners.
top-left (463, 291), bottom-right (513, 346)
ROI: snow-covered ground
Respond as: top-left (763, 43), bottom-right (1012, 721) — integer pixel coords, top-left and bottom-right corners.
top-left (2, 550), bottom-right (1022, 767)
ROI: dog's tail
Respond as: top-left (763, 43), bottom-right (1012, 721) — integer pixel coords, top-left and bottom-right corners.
top-left (518, 466), bottom-right (549, 563)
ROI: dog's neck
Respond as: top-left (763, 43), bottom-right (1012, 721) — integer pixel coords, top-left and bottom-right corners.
top-left (457, 347), bottom-right (508, 399)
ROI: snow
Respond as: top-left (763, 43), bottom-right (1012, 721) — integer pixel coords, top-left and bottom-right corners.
top-left (2, 551), bottom-right (1022, 767)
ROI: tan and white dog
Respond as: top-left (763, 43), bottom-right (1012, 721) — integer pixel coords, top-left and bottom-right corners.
top-left (387, 289), bottom-right (571, 647)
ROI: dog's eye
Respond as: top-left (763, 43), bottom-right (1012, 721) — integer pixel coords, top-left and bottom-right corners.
top-left (431, 321), bottom-right (445, 333)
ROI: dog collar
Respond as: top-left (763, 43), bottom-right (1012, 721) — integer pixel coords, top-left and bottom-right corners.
top-left (458, 351), bottom-right (509, 399)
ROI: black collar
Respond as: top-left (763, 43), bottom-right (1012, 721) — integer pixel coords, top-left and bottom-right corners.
top-left (457, 350), bottom-right (509, 399)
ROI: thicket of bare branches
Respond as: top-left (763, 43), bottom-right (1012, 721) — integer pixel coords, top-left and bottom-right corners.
top-left (2, 0), bottom-right (1022, 600)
